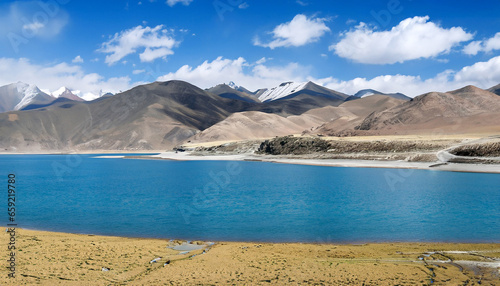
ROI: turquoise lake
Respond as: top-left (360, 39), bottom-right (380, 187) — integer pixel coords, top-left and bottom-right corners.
top-left (1, 154), bottom-right (499, 243)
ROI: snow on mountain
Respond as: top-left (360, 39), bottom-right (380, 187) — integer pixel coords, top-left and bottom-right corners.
top-left (353, 89), bottom-right (411, 100)
top-left (228, 81), bottom-right (238, 89)
top-left (14, 83), bottom-right (55, 110)
top-left (353, 89), bottom-right (381, 98)
top-left (258, 82), bottom-right (308, 102)
top-left (51, 87), bottom-right (84, 101)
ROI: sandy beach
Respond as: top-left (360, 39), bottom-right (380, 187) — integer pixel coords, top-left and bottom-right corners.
top-left (1, 229), bottom-right (499, 285)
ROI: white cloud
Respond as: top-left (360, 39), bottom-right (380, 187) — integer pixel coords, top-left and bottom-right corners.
top-left (139, 47), bottom-right (174, 62)
top-left (239, 2), bottom-right (249, 9)
top-left (317, 73), bottom-right (455, 98)
top-left (72, 55), bottom-right (84, 63)
top-left (453, 55), bottom-right (500, 87)
top-left (157, 57), bottom-right (309, 91)
top-left (157, 55), bottom-right (500, 97)
top-left (331, 16), bottom-right (473, 64)
top-left (166, 0), bottom-right (193, 7)
top-left (254, 14), bottom-right (330, 49)
top-left (255, 57), bottom-right (269, 65)
top-left (463, 32), bottom-right (500, 55)
top-left (98, 25), bottom-right (179, 65)
top-left (320, 56), bottom-right (500, 96)
top-left (0, 58), bottom-right (133, 99)
top-left (133, 69), bottom-right (146, 74)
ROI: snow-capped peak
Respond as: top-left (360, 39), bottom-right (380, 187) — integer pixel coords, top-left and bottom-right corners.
top-left (15, 82), bottom-right (30, 93)
top-left (14, 84), bottom-right (55, 110)
top-left (361, 92), bottom-right (375, 98)
top-left (52, 86), bottom-right (71, 98)
top-left (51, 87), bottom-right (84, 101)
top-left (228, 81), bottom-right (238, 89)
top-left (354, 89), bottom-right (379, 98)
top-left (258, 81), bottom-right (308, 102)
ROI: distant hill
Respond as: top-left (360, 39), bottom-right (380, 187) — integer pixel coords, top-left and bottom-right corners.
top-left (251, 82), bottom-right (350, 116)
top-left (2, 80), bottom-right (500, 152)
top-left (355, 85), bottom-right (500, 134)
top-left (488, 83), bottom-right (500, 95)
top-left (311, 95), bottom-right (407, 136)
top-left (352, 89), bottom-right (410, 101)
top-left (188, 111), bottom-right (327, 143)
top-left (206, 84), bottom-right (260, 103)
top-left (52, 87), bottom-right (85, 102)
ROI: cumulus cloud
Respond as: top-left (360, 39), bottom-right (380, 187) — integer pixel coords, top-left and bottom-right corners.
top-left (463, 32), bottom-right (500, 55)
top-left (0, 58), bottom-right (133, 99)
top-left (3, 53), bottom-right (499, 103)
top-left (72, 55), bottom-right (84, 63)
top-left (331, 16), bottom-right (473, 64)
top-left (157, 56), bottom-right (309, 91)
top-left (166, 0), bottom-right (193, 7)
top-left (254, 14), bottom-right (330, 49)
top-left (453, 55), bottom-right (500, 87)
top-left (157, 55), bottom-right (500, 97)
top-left (98, 25), bottom-right (179, 65)
top-left (319, 56), bottom-right (500, 96)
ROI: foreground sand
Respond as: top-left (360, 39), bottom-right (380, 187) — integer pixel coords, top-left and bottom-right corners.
top-left (1, 229), bottom-right (499, 285)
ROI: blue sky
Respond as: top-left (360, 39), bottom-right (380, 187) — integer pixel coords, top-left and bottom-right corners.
top-left (1, 0), bottom-right (500, 99)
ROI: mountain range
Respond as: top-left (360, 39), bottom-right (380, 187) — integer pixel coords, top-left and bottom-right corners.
top-left (0, 80), bottom-right (499, 152)
top-left (0, 81), bottom-right (403, 113)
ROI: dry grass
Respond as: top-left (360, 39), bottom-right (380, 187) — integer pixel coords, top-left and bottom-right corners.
top-left (1, 229), bottom-right (499, 285)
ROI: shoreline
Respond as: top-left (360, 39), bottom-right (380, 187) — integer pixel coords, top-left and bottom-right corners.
top-left (3, 150), bottom-right (499, 173)
top-left (7, 227), bottom-right (500, 245)
top-left (125, 151), bottom-right (500, 174)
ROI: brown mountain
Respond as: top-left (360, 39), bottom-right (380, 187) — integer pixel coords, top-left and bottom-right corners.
top-left (206, 84), bottom-right (260, 103)
top-left (190, 95), bottom-right (405, 143)
top-left (3, 81), bottom-right (499, 152)
top-left (355, 85), bottom-right (500, 134)
top-left (0, 81), bottom-right (254, 152)
top-left (311, 95), bottom-right (408, 136)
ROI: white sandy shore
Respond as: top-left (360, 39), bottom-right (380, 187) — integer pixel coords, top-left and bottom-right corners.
top-left (100, 151), bottom-right (500, 174)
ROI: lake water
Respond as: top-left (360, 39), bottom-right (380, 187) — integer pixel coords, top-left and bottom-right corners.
top-left (1, 154), bottom-right (499, 243)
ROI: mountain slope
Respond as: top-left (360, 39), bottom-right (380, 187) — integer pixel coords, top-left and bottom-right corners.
top-left (14, 84), bottom-right (55, 110)
top-left (488, 83), bottom-right (500, 95)
top-left (0, 82), bottom-right (55, 112)
top-left (311, 95), bottom-right (407, 136)
top-left (187, 111), bottom-right (326, 143)
top-left (355, 85), bottom-right (500, 134)
top-left (0, 80), bottom-right (254, 152)
top-left (0, 83), bottom-right (27, 113)
top-left (52, 87), bottom-right (85, 102)
top-left (207, 84), bottom-right (260, 103)
top-left (250, 82), bottom-right (350, 116)
top-left (258, 82), bottom-right (308, 102)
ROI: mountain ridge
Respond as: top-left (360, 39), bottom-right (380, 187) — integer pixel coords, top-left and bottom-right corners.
top-left (1, 80), bottom-right (499, 152)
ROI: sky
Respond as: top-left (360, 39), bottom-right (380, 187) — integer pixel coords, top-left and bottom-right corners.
top-left (1, 0), bottom-right (500, 99)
